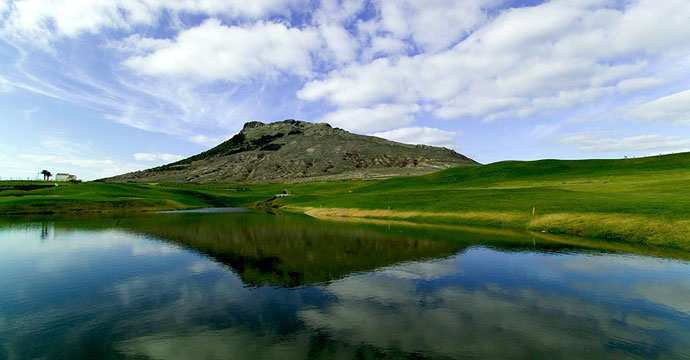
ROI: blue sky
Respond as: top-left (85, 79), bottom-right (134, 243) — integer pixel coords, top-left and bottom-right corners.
top-left (0, 0), bottom-right (689, 180)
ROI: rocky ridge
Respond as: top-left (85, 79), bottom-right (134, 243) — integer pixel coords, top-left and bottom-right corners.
top-left (106, 120), bottom-right (477, 183)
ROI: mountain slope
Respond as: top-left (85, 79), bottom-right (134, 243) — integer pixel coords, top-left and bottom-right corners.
top-left (107, 120), bottom-right (477, 183)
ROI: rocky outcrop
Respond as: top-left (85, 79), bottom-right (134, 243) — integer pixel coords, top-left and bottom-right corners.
top-left (106, 120), bottom-right (477, 183)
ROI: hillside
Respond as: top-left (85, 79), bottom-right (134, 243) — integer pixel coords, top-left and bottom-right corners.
top-left (3, 152), bottom-right (690, 250)
top-left (276, 152), bottom-right (690, 249)
top-left (106, 120), bottom-right (477, 183)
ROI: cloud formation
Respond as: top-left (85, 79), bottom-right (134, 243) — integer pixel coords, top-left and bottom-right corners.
top-left (301, 0), bottom-right (690, 125)
top-left (0, 75), bottom-right (12, 92)
top-left (133, 153), bottom-right (184, 162)
top-left (561, 133), bottom-right (690, 154)
top-left (1, 0), bottom-right (302, 45)
top-left (0, 0), bottom-right (689, 167)
top-left (125, 19), bottom-right (321, 81)
top-left (317, 103), bottom-right (420, 132)
top-left (372, 127), bottom-right (460, 148)
top-left (625, 89), bottom-right (690, 124)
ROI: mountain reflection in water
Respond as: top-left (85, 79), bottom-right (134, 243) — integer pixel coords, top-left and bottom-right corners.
top-left (0, 211), bottom-right (688, 359)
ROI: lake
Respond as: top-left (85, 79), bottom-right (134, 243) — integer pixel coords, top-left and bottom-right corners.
top-left (0, 210), bottom-right (689, 359)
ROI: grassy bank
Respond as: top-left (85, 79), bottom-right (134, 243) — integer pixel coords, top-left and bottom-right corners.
top-left (277, 153), bottom-right (690, 250)
top-left (1, 152), bottom-right (690, 250)
top-left (0, 181), bottom-right (283, 214)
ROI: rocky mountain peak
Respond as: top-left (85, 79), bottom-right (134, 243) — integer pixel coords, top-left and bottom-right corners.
top-left (106, 120), bottom-right (478, 183)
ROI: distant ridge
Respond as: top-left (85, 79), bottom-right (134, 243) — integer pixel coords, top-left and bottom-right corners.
top-left (106, 119), bottom-right (478, 183)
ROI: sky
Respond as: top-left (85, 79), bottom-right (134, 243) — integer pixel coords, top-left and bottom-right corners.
top-left (0, 0), bottom-right (689, 180)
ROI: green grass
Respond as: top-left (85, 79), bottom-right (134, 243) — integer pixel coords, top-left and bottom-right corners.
top-left (276, 153), bottom-right (690, 250)
top-left (2, 152), bottom-right (690, 250)
top-left (0, 181), bottom-right (283, 214)
top-left (281, 153), bottom-right (690, 215)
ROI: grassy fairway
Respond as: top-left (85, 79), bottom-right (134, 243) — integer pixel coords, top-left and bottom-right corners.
top-left (278, 153), bottom-right (690, 250)
top-left (0, 181), bottom-right (283, 214)
top-left (1, 152), bottom-right (689, 249)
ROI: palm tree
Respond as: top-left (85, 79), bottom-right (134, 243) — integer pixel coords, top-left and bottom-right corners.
top-left (40, 170), bottom-right (52, 181)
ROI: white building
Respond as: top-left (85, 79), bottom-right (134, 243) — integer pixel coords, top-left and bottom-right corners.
top-left (55, 173), bottom-right (78, 182)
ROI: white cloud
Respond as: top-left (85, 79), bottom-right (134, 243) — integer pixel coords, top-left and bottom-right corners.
top-left (377, 0), bottom-right (494, 52)
top-left (0, 75), bottom-right (13, 92)
top-left (188, 134), bottom-right (222, 146)
top-left (133, 153), bottom-right (184, 162)
top-left (616, 77), bottom-right (665, 94)
top-left (22, 107), bottom-right (39, 119)
top-left (4, 45), bottom-right (265, 146)
top-left (378, 0), bottom-right (409, 39)
top-left (561, 133), bottom-right (690, 154)
top-left (371, 127), bottom-right (460, 147)
top-left (125, 19), bottom-right (321, 81)
top-left (1, 0), bottom-right (303, 45)
top-left (299, 0), bottom-right (690, 130)
top-left (2, 0), bottom-right (690, 157)
top-left (365, 36), bottom-right (409, 59)
top-left (107, 34), bottom-right (171, 55)
top-left (2, 0), bottom-right (126, 44)
top-left (318, 23), bottom-right (358, 64)
top-left (317, 103), bottom-right (420, 132)
top-left (624, 89), bottom-right (690, 124)
top-left (313, 0), bottom-right (366, 64)
top-left (297, 57), bottom-right (408, 108)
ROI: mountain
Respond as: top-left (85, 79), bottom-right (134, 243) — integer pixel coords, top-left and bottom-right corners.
top-left (106, 120), bottom-right (478, 183)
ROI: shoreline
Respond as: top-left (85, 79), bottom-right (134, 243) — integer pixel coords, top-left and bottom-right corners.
top-left (286, 206), bottom-right (690, 251)
top-left (1, 202), bottom-right (689, 254)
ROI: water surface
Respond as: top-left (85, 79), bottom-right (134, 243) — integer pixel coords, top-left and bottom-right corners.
top-left (0, 211), bottom-right (688, 359)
